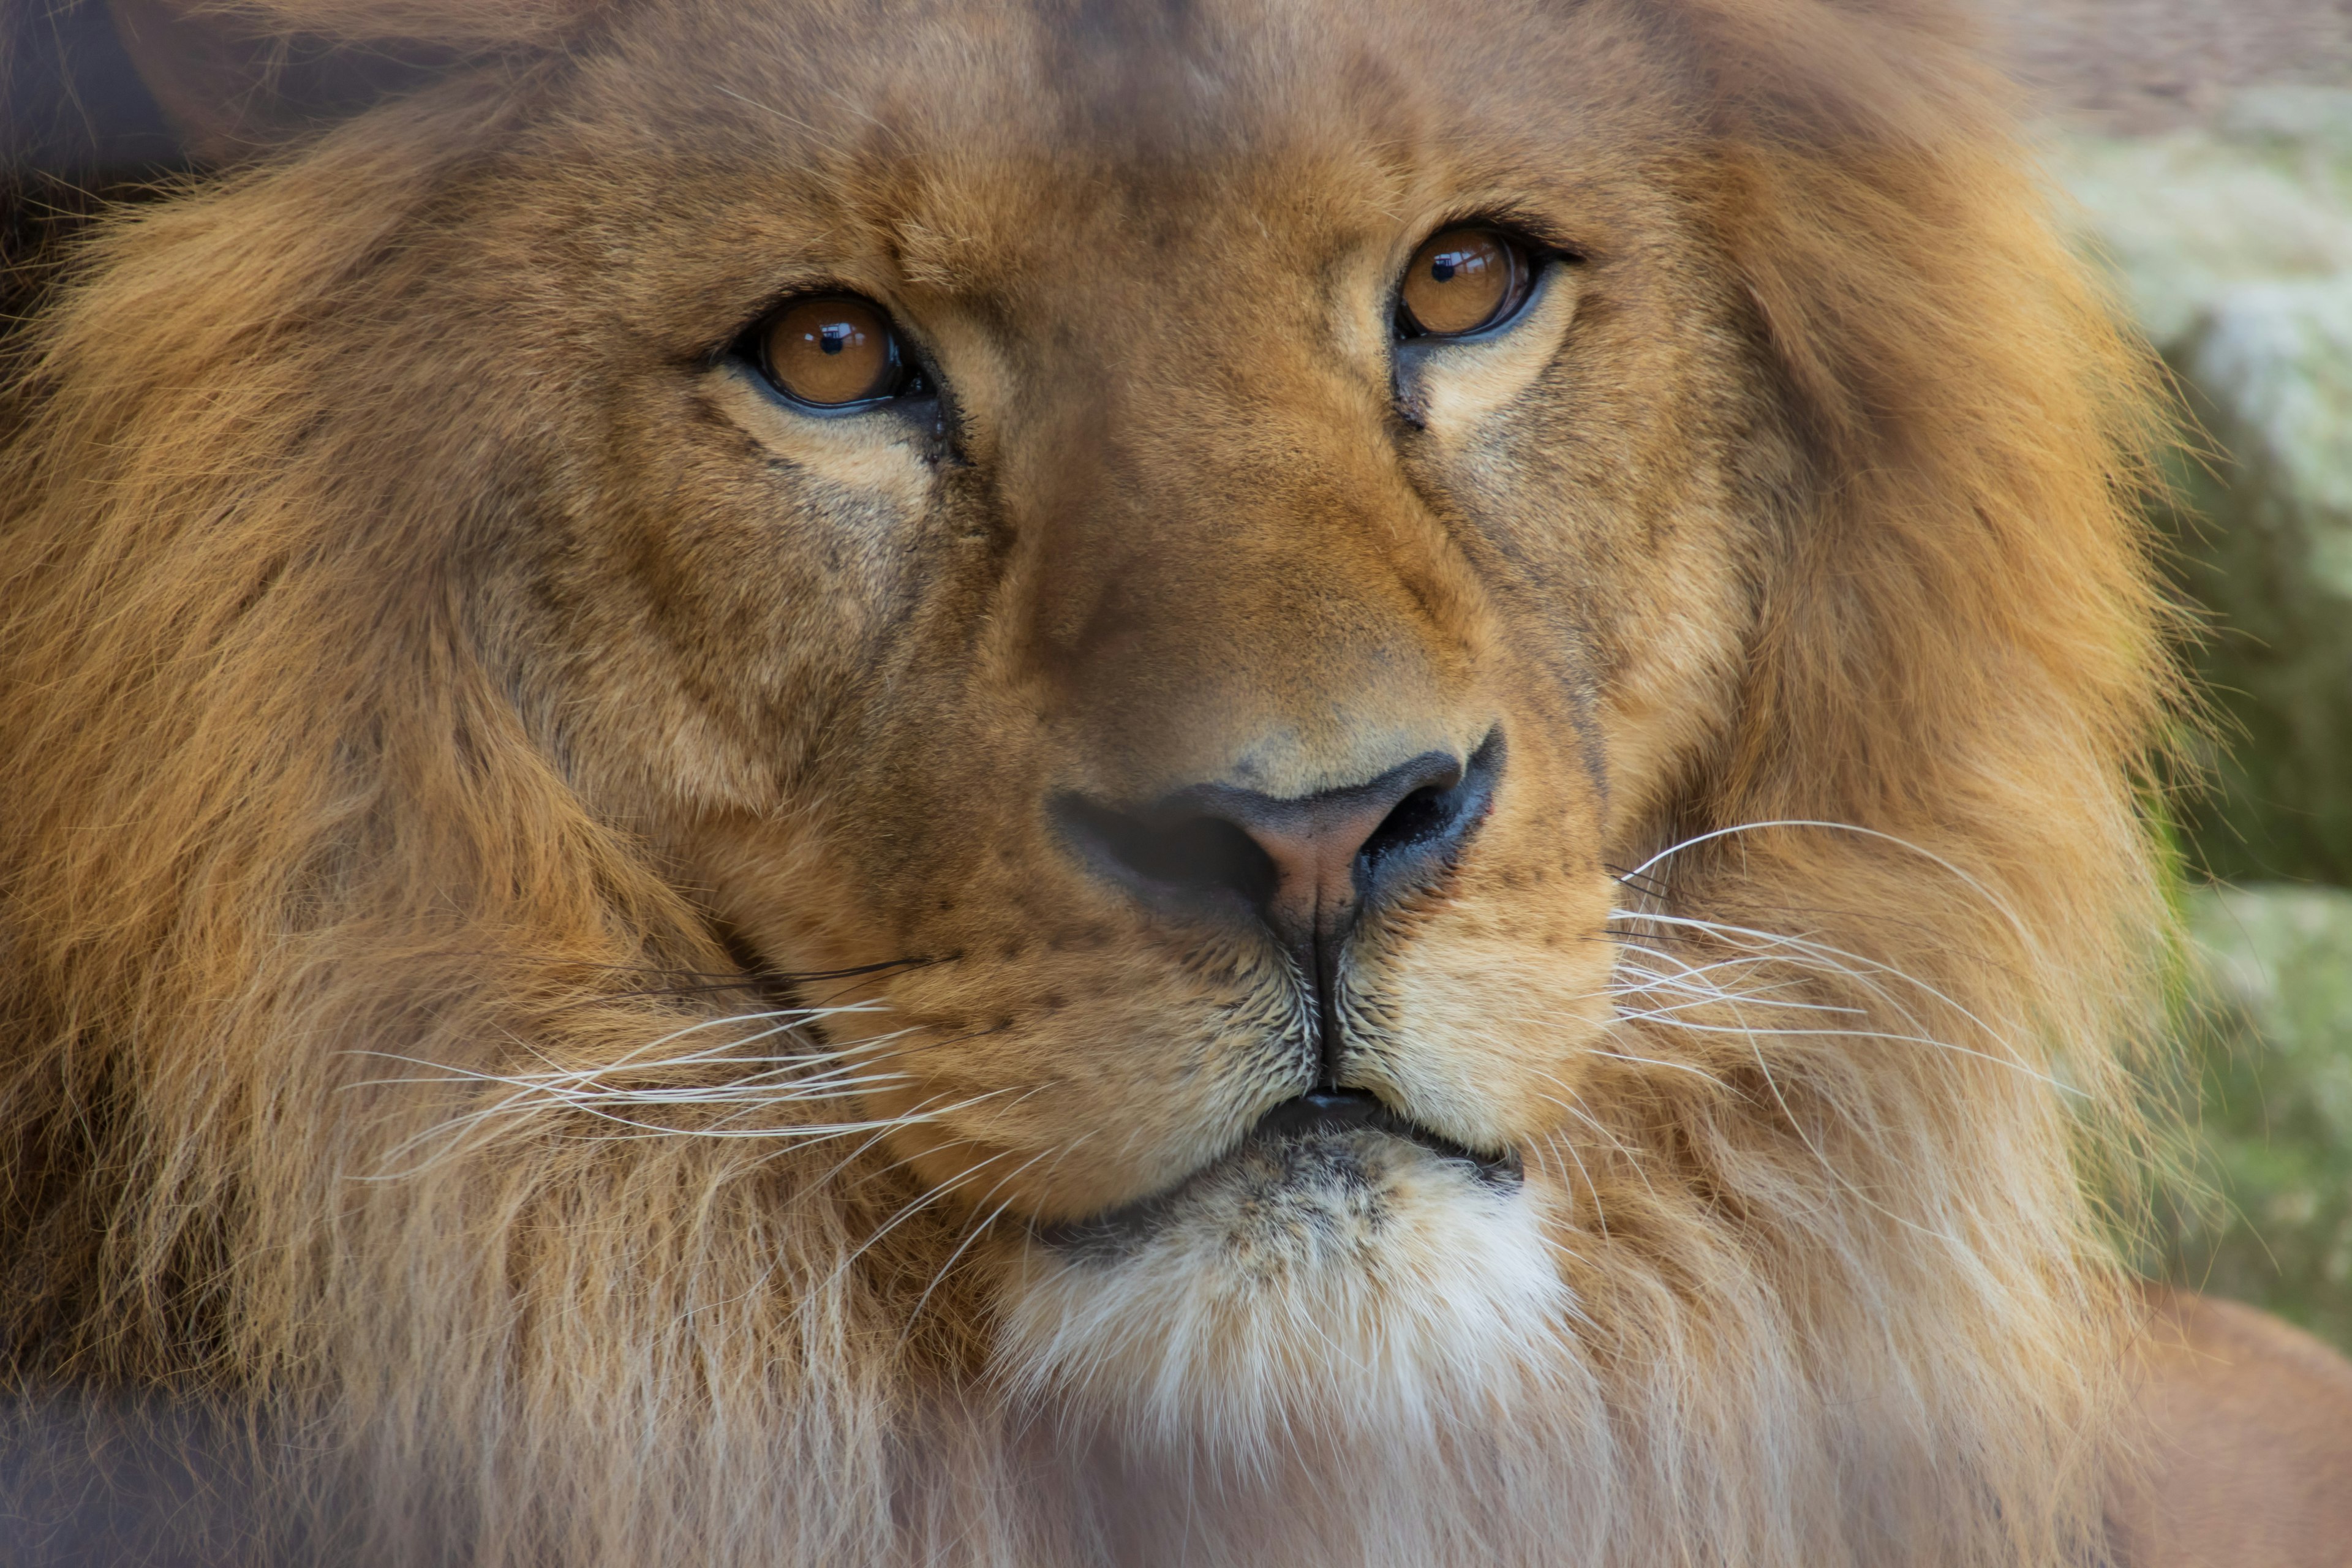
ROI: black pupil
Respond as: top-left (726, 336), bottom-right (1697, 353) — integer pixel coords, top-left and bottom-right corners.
top-left (1431, 246), bottom-right (1493, 285)
top-left (820, 324), bottom-right (850, 355)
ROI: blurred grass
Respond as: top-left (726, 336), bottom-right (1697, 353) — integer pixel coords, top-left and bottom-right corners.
top-left (2144, 426), bottom-right (2352, 1357)
top-left (2156, 884), bottom-right (2352, 1351)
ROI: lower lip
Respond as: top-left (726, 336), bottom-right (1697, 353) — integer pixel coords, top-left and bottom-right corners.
top-left (1031, 1093), bottom-right (1523, 1256)
top-left (1253, 1089), bottom-right (1523, 1184)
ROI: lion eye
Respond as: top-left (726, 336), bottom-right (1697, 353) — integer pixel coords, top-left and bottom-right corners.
top-left (1396, 227), bottom-right (1534, 339)
top-left (755, 294), bottom-right (920, 409)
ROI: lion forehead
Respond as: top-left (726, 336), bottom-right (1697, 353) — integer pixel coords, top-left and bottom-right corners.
top-left (567, 0), bottom-right (1675, 289)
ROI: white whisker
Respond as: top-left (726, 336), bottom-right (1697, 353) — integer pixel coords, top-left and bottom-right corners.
top-left (1619, 818), bottom-right (2033, 954)
top-left (1607, 908), bottom-right (2061, 1091)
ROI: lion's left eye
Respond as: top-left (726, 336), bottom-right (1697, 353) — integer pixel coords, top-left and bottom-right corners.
top-left (750, 293), bottom-right (930, 410)
top-left (1396, 227), bottom-right (1536, 339)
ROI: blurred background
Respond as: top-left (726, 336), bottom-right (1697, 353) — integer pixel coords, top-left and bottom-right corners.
top-left (5, 0), bottom-right (2352, 1348)
top-left (1980, 0), bottom-right (2352, 1351)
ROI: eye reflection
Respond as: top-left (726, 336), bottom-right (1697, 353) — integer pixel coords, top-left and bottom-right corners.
top-left (1397, 227), bottom-right (1534, 339)
top-left (758, 295), bottom-right (908, 407)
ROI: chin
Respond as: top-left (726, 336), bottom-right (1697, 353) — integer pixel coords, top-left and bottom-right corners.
top-left (996, 1114), bottom-right (1574, 1461)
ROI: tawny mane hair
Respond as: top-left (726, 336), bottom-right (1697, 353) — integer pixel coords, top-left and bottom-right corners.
top-left (2, 1), bottom-right (2177, 1563)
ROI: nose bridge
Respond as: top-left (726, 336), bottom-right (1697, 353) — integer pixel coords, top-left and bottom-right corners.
top-left (1016, 337), bottom-right (1486, 798)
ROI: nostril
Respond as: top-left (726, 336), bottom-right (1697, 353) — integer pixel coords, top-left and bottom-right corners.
top-left (1360, 783), bottom-right (1453, 868)
top-left (1357, 728), bottom-right (1502, 881)
top-left (1052, 794), bottom-right (1280, 911)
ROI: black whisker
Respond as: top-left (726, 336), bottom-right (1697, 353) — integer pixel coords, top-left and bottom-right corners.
top-left (1604, 862), bottom-right (1675, 902)
top-left (532, 956), bottom-right (937, 1011)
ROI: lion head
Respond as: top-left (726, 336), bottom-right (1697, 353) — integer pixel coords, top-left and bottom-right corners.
top-left (1, 0), bottom-right (2177, 1562)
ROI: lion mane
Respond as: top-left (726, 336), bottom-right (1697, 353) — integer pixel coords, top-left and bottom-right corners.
top-left (1, 1), bottom-right (2181, 1564)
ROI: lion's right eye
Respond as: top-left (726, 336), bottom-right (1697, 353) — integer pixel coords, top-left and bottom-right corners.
top-left (1396, 227), bottom-right (1536, 340)
top-left (753, 294), bottom-right (928, 409)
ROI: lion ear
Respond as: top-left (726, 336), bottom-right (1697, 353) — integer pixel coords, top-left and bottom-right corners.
top-left (105, 0), bottom-right (586, 164)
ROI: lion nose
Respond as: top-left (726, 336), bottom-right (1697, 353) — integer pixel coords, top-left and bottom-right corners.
top-left (1053, 734), bottom-right (1502, 1054)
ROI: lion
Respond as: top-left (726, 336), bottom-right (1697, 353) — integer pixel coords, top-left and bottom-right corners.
top-left (3, 0), bottom-right (2349, 1562)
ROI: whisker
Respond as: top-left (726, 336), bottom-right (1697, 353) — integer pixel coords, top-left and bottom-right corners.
top-left (1582, 1047), bottom-right (1729, 1084)
top-left (1530, 1106), bottom-right (1610, 1231)
top-left (1602, 938), bottom-right (1985, 1246)
top-left (897, 1136), bottom-right (1091, 1341)
top-left (354, 1012), bottom-right (1028, 1175)
top-left (1607, 908), bottom-right (2051, 1086)
top-left (1621, 818), bottom-right (2034, 957)
top-left (1613, 1012), bottom-right (2073, 1092)
top-left (816, 1099), bottom-right (1059, 1293)
top-left (1602, 862), bottom-right (1675, 902)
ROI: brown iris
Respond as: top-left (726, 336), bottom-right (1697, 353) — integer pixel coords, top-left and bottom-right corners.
top-left (758, 295), bottom-right (905, 406)
top-left (1397, 227), bottom-right (1533, 339)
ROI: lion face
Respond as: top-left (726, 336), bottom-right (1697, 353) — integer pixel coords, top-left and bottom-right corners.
top-left (470, 0), bottom-right (1765, 1420)
top-left (3, 0), bottom-right (2175, 1558)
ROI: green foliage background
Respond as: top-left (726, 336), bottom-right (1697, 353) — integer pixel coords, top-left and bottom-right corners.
top-left (2162, 888), bottom-right (2352, 1351)
top-left (2060, 91), bottom-right (2352, 1351)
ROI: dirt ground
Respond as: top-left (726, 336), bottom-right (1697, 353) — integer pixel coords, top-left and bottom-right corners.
top-left (1978, 0), bottom-right (2352, 131)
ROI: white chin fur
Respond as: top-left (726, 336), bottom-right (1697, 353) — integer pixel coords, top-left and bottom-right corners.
top-left (996, 1131), bottom-right (1572, 1460)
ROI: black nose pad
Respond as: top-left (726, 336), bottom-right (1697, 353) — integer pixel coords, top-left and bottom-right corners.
top-left (1053, 732), bottom-right (1503, 1068)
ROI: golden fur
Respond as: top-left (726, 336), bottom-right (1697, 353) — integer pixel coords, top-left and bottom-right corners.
top-left (0, 0), bottom-right (2256, 1562)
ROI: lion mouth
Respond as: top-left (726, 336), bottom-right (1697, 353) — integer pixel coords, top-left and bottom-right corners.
top-left (1031, 1088), bottom-right (1523, 1257)
top-left (1252, 1088), bottom-right (1520, 1176)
